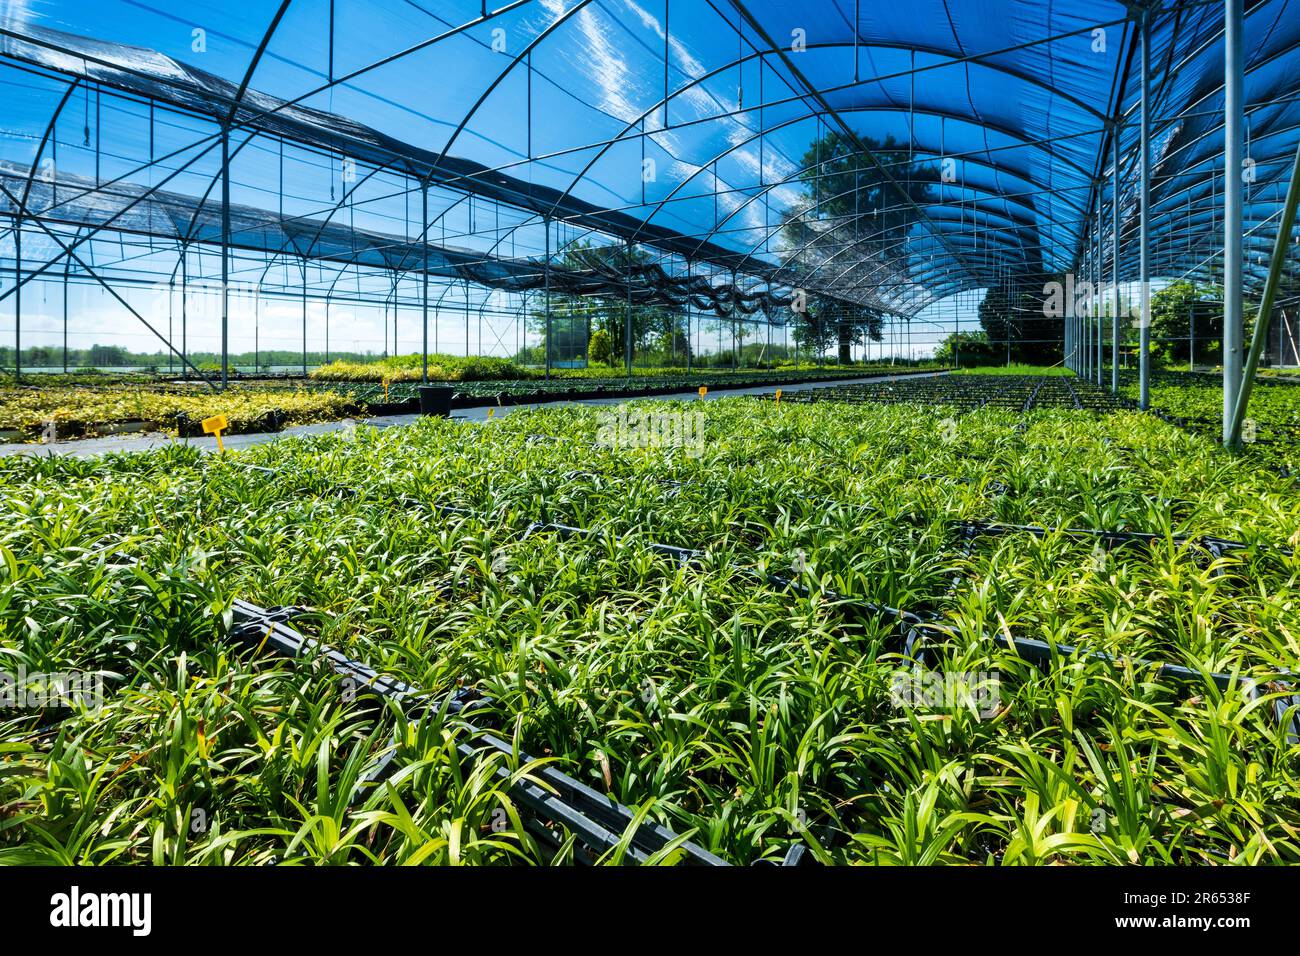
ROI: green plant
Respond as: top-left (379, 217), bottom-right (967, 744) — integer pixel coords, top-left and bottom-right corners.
top-left (1, 389), bottom-right (1297, 864)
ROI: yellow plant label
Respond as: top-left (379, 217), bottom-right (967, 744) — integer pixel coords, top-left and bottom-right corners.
top-left (698, 386), bottom-right (707, 398)
top-left (775, 389), bottom-right (782, 405)
top-left (202, 414), bottom-right (228, 452)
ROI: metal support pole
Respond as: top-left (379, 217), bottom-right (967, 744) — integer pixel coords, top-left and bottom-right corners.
top-left (625, 239), bottom-right (633, 378)
top-left (1065, 296), bottom-right (1071, 371)
top-left (301, 262), bottom-right (308, 377)
top-left (181, 247), bottom-right (188, 380)
top-left (13, 217), bottom-right (20, 382)
top-left (1070, 296), bottom-right (1076, 373)
top-left (421, 181), bottom-right (429, 384)
top-left (544, 218), bottom-right (551, 380)
top-left (1228, 136), bottom-right (1300, 448)
top-left (953, 292), bottom-right (960, 369)
top-left (1085, 260), bottom-right (1092, 379)
top-left (1138, 6), bottom-right (1152, 409)
top-left (220, 125), bottom-right (230, 390)
top-left (1096, 201), bottom-right (1103, 385)
top-left (1223, 0), bottom-right (1244, 442)
top-left (1112, 131), bottom-right (1121, 393)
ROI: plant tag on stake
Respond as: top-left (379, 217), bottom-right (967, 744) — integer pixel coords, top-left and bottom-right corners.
top-left (774, 389), bottom-right (782, 406)
top-left (698, 386), bottom-right (707, 399)
top-left (202, 414), bottom-right (228, 452)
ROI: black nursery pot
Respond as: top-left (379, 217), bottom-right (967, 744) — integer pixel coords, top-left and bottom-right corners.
top-left (418, 385), bottom-right (454, 417)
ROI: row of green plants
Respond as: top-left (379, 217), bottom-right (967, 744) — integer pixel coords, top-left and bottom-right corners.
top-left (1, 394), bottom-right (1297, 864)
top-left (309, 352), bottom-right (941, 384)
top-left (0, 363), bottom-right (940, 443)
top-left (1117, 370), bottom-right (1300, 472)
top-left (0, 385), bottom-right (358, 442)
top-left (310, 354), bottom-right (529, 384)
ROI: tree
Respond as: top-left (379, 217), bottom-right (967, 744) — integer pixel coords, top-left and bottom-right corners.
top-left (935, 331), bottom-right (999, 367)
top-left (588, 328), bottom-right (614, 366)
top-left (978, 274), bottom-right (1067, 364)
top-left (780, 131), bottom-right (938, 362)
top-left (1150, 280), bottom-right (1228, 365)
top-left (528, 242), bottom-right (686, 366)
top-left (789, 294), bottom-right (882, 360)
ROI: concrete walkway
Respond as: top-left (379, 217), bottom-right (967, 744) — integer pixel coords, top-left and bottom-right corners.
top-left (0, 370), bottom-right (946, 459)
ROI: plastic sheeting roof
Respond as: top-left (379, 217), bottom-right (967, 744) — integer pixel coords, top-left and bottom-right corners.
top-left (1, 0), bottom-right (1298, 318)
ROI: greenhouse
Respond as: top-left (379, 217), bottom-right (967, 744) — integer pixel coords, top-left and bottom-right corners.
top-left (1, 0), bottom-right (1300, 881)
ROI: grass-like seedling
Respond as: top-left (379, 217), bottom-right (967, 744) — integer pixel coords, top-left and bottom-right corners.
top-left (1120, 370), bottom-right (1300, 472)
top-left (1, 390), bottom-right (1297, 864)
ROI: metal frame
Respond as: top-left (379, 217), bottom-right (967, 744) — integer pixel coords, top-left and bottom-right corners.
top-left (2, 1), bottom-right (1298, 375)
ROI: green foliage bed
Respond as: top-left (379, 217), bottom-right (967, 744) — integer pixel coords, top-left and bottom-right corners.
top-left (1, 396), bottom-right (1297, 864)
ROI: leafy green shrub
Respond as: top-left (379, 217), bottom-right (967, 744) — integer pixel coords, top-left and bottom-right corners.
top-left (588, 328), bottom-right (615, 366)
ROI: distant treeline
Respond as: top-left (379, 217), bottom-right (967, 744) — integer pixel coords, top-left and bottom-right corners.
top-left (0, 345), bottom-right (382, 369)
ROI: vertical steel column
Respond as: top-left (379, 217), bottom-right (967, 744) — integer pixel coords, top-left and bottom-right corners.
top-left (686, 259), bottom-right (692, 373)
top-left (13, 218), bottom-right (20, 383)
top-left (1096, 200), bottom-right (1103, 384)
top-left (1112, 132), bottom-right (1121, 393)
top-left (1085, 248), bottom-right (1092, 379)
top-left (1078, 258), bottom-right (1086, 378)
top-left (1065, 291), bottom-right (1071, 371)
top-left (1138, 6), bottom-right (1152, 409)
top-left (181, 247), bottom-right (188, 380)
top-left (1070, 286), bottom-right (1076, 373)
top-left (625, 239), bottom-right (633, 378)
top-left (220, 126), bottom-right (230, 390)
top-left (1222, 0), bottom-right (1244, 442)
top-left (301, 262), bottom-right (308, 376)
top-left (1090, 207), bottom-right (1097, 383)
top-left (953, 290), bottom-right (960, 368)
top-left (421, 181), bottom-right (429, 384)
top-left (544, 217), bottom-right (551, 380)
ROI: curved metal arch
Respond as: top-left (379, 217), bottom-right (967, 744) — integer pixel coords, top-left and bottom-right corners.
top-left (754, 166), bottom-right (1045, 295)
top-left (796, 230), bottom-right (946, 299)
top-left (1147, 120), bottom-right (1300, 221)
top-left (293, 163), bottom-right (406, 262)
top-left (815, 228), bottom-right (1002, 296)
top-left (17, 77), bottom-right (80, 217)
top-left (539, 32), bottom-right (1109, 222)
top-left (628, 103), bottom-right (1098, 257)
top-left (179, 1), bottom-right (293, 244)
top-left (780, 178), bottom-right (1052, 251)
top-left (699, 142), bottom-right (1067, 270)
top-left (1128, 142), bottom-right (1300, 261)
top-left (815, 215), bottom-right (1049, 303)
top-left (432, 0), bottom-right (600, 171)
top-left (734, 174), bottom-right (1044, 293)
